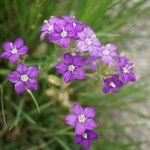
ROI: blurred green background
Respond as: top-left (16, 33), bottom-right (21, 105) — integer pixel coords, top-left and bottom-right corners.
top-left (0, 0), bottom-right (150, 150)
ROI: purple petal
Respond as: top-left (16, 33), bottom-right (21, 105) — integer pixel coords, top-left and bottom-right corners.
top-left (115, 80), bottom-right (123, 88)
top-left (17, 63), bottom-right (28, 74)
top-left (92, 38), bottom-right (101, 47)
top-left (84, 119), bottom-right (97, 130)
top-left (82, 139), bottom-right (91, 149)
top-left (0, 52), bottom-right (11, 59)
top-left (111, 88), bottom-right (118, 93)
top-left (55, 62), bottom-right (68, 74)
top-left (75, 122), bottom-right (86, 135)
top-left (84, 27), bottom-right (95, 37)
top-left (26, 79), bottom-right (38, 90)
top-left (73, 55), bottom-right (84, 66)
top-left (49, 32), bottom-right (60, 41)
top-left (63, 71), bottom-right (74, 83)
top-left (74, 67), bottom-right (86, 80)
top-left (2, 42), bottom-right (13, 51)
top-left (9, 54), bottom-right (19, 63)
top-left (59, 38), bottom-right (70, 48)
top-left (65, 114), bottom-right (77, 125)
top-left (64, 53), bottom-right (74, 64)
top-left (40, 31), bottom-right (48, 41)
top-left (103, 86), bottom-right (110, 93)
top-left (14, 81), bottom-right (26, 94)
top-left (18, 46), bottom-right (29, 55)
top-left (106, 43), bottom-right (117, 51)
top-left (101, 56), bottom-right (113, 64)
top-left (7, 71), bottom-right (20, 83)
top-left (88, 131), bottom-right (99, 140)
top-left (72, 104), bottom-right (84, 115)
top-left (84, 107), bottom-right (96, 118)
top-left (27, 66), bottom-right (39, 78)
top-left (128, 72), bottom-right (136, 82)
top-left (75, 135), bottom-right (82, 144)
top-left (14, 38), bottom-right (24, 49)
top-left (76, 41), bottom-right (88, 52)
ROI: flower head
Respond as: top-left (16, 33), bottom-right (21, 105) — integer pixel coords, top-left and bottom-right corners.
top-left (48, 19), bottom-right (76, 48)
top-left (76, 27), bottom-right (101, 52)
top-left (40, 16), bottom-right (59, 41)
top-left (75, 130), bottom-right (99, 149)
top-left (94, 43), bottom-right (117, 64)
top-left (103, 74), bottom-right (123, 93)
top-left (116, 54), bottom-right (136, 83)
top-left (0, 38), bottom-right (29, 63)
top-left (65, 104), bottom-right (97, 135)
top-left (56, 53), bottom-right (86, 83)
top-left (7, 63), bottom-right (39, 94)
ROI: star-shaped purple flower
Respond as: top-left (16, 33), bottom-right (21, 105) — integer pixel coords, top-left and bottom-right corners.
top-left (48, 19), bottom-right (75, 48)
top-left (75, 130), bottom-right (99, 149)
top-left (7, 63), bottom-right (39, 94)
top-left (55, 53), bottom-right (86, 83)
top-left (103, 74), bottom-right (123, 93)
top-left (93, 43), bottom-right (117, 64)
top-left (40, 16), bottom-right (59, 41)
top-left (116, 54), bottom-right (136, 83)
top-left (65, 104), bottom-right (97, 135)
top-left (76, 27), bottom-right (101, 52)
top-left (0, 38), bottom-right (29, 63)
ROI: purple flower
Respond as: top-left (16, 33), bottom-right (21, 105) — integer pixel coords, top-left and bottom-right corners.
top-left (75, 130), bottom-right (99, 149)
top-left (0, 38), bottom-right (29, 63)
top-left (116, 54), bottom-right (136, 83)
top-left (62, 16), bottom-right (85, 40)
top-left (56, 53), bottom-right (86, 83)
top-left (103, 74), bottom-right (123, 93)
top-left (84, 56), bottom-right (99, 71)
top-left (93, 43), bottom-right (117, 64)
top-left (40, 16), bottom-right (59, 41)
top-left (76, 27), bottom-right (101, 52)
top-left (49, 19), bottom-right (75, 48)
top-left (65, 104), bottom-right (97, 135)
top-left (7, 63), bottom-right (39, 94)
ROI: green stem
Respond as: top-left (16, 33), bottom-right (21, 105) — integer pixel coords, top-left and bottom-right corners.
top-left (0, 85), bottom-right (7, 128)
top-left (26, 89), bottom-right (40, 113)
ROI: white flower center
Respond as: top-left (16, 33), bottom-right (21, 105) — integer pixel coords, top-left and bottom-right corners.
top-left (11, 48), bottom-right (18, 54)
top-left (61, 29), bottom-right (68, 38)
top-left (44, 20), bottom-right (48, 23)
top-left (82, 133), bottom-right (88, 139)
top-left (78, 114), bottom-right (86, 123)
top-left (102, 49), bottom-right (110, 55)
top-left (85, 38), bottom-right (92, 45)
top-left (123, 67), bottom-right (129, 73)
top-left (68, 65), bottom-right (75, 71)
top-left (73, 22), bottom-right (76, 27)
top-left (21, 74), bottom-right (29, 82)
top-left (109, 82), bottom-right (116, 88)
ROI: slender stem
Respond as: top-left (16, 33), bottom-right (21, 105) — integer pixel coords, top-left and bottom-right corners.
top-left (0, 85), bottom-right (7, 128)
top-left (26, 89), bottom-right (40, 113)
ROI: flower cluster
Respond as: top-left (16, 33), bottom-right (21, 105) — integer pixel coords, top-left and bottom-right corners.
top-left (40, 16), bottom-right (136, 94)
top-left (65, 104), bottom-right (99, 149)
top-left (0, 38), bottom-right (39, 94)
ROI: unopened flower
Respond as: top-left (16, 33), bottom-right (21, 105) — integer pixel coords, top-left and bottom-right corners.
top-left (95, 43), bottom-right (117, 64)
top-left (103, 74), bottom-right (123, 93)
top-left (65, 104), bottom-right (97, 135)
top-left (75, 130), bottom-right (99, 149)
top-left (116, 54), bottom-right (136, 83)
top-left (8, 63), bottom-right (39, 94)
top-left (49, 19), bottom-right (76, 48)
top-left (76, 27), bottom-right (101, 52)
top-left (0, 38), bottom-right (29, 63)
top-left (40, 16), bottom-right (59, 41)
top-left (56, 53), bottom-right (86, 83)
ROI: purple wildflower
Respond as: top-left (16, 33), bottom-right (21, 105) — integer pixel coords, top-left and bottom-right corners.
top-left (0, 38), bottom-right (29, 63)
top-left (75, 130), bottom-right (99, 149)
top-left (95, 43), bottom-right (117, 64)
top-left (65, 104), bottom-right (97, 135)
top-left (116, 54), bottom-right (136, 83)
top-left (48, 19), bottom-right (75, 48)
top-left (76, 27), bottom-right (101, 52)
top-left (7, 63), bottom-right (39, 94)
top-left (62, 16), bottom-right (85, 40)
top-left (40, 16), bottom-right (59, 41)
top-left (103, 74), bottom-right (123, 93)
top-left (55, 53), bottom-right (86, 83)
